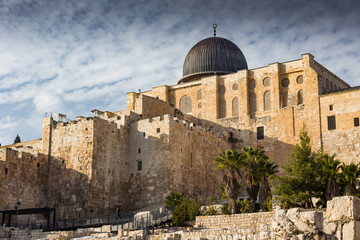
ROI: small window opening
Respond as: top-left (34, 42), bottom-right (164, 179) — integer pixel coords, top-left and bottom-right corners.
top-left (37, 163), bottom-right (40, 168)
top-left (143, 132), bottom-right (146, 137)
top-left (157, 128), bottom-right (160, 133)
top-left (138, 148), bottom-right (141, 154)
top-left (328, 116), bottom-right (336, 130)
top-left (329, 105), bottom-right (333, 111)
top-left (354, 117), bottom-right (359, 127)
top-left (137, 161), bottom-right (142, 171)
top-left (5, 168), bottom-right (8, 175)
top-left (257, 127), bottom-right (264, 140)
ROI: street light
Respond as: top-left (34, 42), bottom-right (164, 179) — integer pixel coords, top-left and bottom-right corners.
top-left (14, 202), bottom-right (20, 228)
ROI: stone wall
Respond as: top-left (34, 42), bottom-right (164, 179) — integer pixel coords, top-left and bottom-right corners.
top-left (320, 88), bottom-right (360, 164)
top-left (195, 212), bottom-right (274, 229)
top-left (168, 116), bottom-right (231, 202)
top-left (134, 94), bottom-right (176, 119)
top-left (43, 117), bottom-right (95, 219)
top-left (0, 148), bottom-right (48, 223)
top-left (127, 115), bottom-right (171, 209)
top-left (90, 117), bottom-right (130, 214)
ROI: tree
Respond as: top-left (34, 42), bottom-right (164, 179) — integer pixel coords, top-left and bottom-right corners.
top-left (241, 147), bottom-right (269, 203)
top-left (274, 126), bottom-right (322, 208)
top-left (257, 159), bottom-right (278, 211)
top-left (316, 151), bottom-right (341, 202)
top-left (214, 149), bottom-right (244, 214)
top-left (340, 163), bottom-right (360, 196)
top-left (166, 193), bottom-right (184, 209)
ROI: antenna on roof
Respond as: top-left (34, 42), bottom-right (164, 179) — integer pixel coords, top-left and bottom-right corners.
top-left (213, 24), bottom-right (217, 37)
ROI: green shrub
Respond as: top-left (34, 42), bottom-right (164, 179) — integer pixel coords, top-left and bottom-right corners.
top-left (237, 199), bottom-right (255, 213)
top-left (265, 196), bottom-right (273, 211)
top-left (204, 205), bottom-right (218, 215)
top-left (165, 192), bottom-right (183, 209)
top-left (221, 204), bottom-right (231, 215)
top-left (171, 196), bottom-right (201, 226)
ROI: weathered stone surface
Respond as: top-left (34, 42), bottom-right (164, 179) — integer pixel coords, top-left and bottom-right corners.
top-left (326, 196), bottom-right (360, 222)
top-left (342, 220), bottom-right (360, 240)
top-left (322, 221), bottom-right (337, 235)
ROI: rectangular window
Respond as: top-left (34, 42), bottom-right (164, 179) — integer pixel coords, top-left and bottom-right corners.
top-left (138, 148), bottom-right (141, 154)
top-left (355, 117), bottom-right (359, 127)
top-left (157, 128), bottom-right (160, 133)
top-left (257, 126), bottom-right (264, 140)
top-left (328, 116), bottom-right (336, 130)
top-left (329, 105), bottom-right (333, 111)
top-left (137, 161), bottom-right (142, 171)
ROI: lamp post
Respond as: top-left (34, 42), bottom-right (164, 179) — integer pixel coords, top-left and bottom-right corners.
top-left (14, 202), bottom-right (20, 228)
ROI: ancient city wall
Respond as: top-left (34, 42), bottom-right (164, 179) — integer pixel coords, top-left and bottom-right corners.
top-left (91, 117), bottom-right (131, 213)
top-left (320, 89), bottom-right (360, 164)
top-left (43, 117), bottom-right (95, 219)
top-left (168, 116), bottom-right (230, 202)
top-left (0, 148), bottom-right (48, 223)
top-left (127, 115), bottom-right (172, 209)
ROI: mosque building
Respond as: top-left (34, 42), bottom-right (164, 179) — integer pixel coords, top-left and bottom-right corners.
top-left (1, 27), bottom-right (359, 221)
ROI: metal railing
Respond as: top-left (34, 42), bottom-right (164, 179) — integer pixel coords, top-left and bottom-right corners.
top-left (13, 209), bottom-right (172, 233)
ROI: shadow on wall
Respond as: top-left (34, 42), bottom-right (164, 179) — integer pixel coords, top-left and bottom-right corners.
top-left (125, 109), bottom-right (294, 208)
top-left (0, 148), bottom-right (92, 224)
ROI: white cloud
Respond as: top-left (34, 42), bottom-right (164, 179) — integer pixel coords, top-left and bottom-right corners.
top-left (0, 0), bottom-right (359, 145)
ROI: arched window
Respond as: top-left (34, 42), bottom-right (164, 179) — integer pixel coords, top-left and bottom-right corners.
top-left (249, 93), bottom-right (257, 113)
top-left (330, 82), bottom-right (333, 91)
top-left (232, 97), bottom-right (239, 116)
top-left (297, 89), bottom-right (304, 105)
top-left (264, 91), bottom-right (271, 111)
top-left (219, 99), bottom-right (226, 118)
top-left (281, 92), bottom-right (288, 108)
top-left (179, 95), bottom-right (192, 113)
top-left (326, 79), bottom-right (329, 89)
top-left (197, 90), bottom-right (202, 100)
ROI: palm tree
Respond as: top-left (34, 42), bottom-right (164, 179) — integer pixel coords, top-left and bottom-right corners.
top-left (257, 159), bottom-right (278, 211)
top-left (317, 153), bottom-right (341, 202)
top-left (241, 147), bottom-right (269, 203)
top-left (340, 163), bottom-right (360, 196)
top-left (214, 149), bottom-right (244, 214)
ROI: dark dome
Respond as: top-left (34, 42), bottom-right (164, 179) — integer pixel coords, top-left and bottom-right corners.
top-left (179, 37), bottom-right (248, 83)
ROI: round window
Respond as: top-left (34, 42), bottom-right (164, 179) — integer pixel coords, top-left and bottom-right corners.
top-left (296, 75), bottom-right (303, 84)
top-left (263, 77), bottom-right (270, 87)
top-left (281, 78), bottom-right (289, 87)
top-left (249, 79), bottom-right (256, 89)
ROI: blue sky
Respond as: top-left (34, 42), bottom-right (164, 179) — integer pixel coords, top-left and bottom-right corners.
top-left (0, 0), bottom-right (360, 145)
